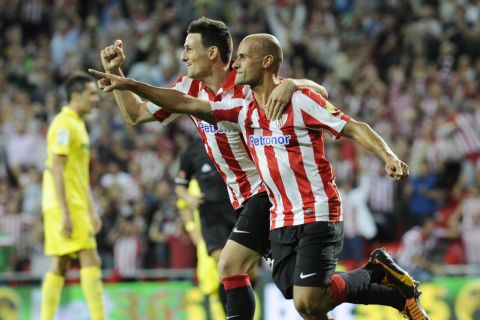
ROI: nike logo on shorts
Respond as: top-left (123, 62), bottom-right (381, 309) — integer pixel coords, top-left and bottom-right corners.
top-left (227, 315), bottom-right (240, 319)
top-left (233, 227), bottom-right (250, 234)
top-left (300, 272), bottom-right (317, 279)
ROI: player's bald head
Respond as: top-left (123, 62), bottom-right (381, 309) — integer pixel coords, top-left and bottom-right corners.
top-left (241, 34), bottom-right (283, 69)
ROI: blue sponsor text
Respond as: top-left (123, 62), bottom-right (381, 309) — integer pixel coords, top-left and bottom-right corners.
top-left (249, 135), bottom-right (291, 146)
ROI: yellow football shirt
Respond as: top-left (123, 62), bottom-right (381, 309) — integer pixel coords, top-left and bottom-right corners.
top-left (42, 106), bottom-right (95, 256)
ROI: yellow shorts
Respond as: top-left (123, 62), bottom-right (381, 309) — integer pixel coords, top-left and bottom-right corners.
top-left (43, 208), bottom-right (96, 256)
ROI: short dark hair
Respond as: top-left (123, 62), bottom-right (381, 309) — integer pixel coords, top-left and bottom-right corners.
top-left (64, 72), bottom-right (95, 101)
top-left (187, 17), bottom-right (232, 64)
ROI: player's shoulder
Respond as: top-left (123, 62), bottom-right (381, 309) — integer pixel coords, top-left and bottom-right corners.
top-left (290, 88), bottom-right (325, 107)
top-left (173, 75), bottom-right (201, 92)
top-left (49, 110), bottom-right (72, 129)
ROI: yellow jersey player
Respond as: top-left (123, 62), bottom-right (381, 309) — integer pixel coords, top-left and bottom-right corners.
top-left (41, 72), bottom-right (104, 320)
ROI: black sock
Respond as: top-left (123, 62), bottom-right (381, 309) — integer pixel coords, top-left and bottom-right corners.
top-left (223, 274), bottom-right (255, 320)
top-left (336, 262), bottom-right (385, 299)
top-left (337, 269), bottom-right (406, 311)
top-left (345, 283), bottom-right (406, 311)
top-left (218, 282), bottom-right (228, 315)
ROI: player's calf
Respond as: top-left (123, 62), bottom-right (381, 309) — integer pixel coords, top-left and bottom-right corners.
top-left (293, 286), bottom-right (331, 319)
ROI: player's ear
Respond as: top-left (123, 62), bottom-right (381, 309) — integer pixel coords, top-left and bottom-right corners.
top-left (262, 55), bottom-right (274, 69)
top-left (208, 46), bottom-right (220, 61)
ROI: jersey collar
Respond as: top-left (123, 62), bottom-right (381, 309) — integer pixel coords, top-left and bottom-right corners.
top-left (62, 106), bottom-right (82, 120)
top-left (199, 65), bottom-right (241, 97)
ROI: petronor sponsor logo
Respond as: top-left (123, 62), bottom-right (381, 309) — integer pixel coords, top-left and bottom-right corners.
top-left (197, 121), bottom-right (230, 134)
top-left (249, 135), bottom-right (291, 147)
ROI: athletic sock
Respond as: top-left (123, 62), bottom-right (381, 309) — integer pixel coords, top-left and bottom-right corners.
top-left (334, 269), bottom-right (406, 311)
top-left (330, 274), bottom-right (348, 306)
top-left (41, 272), bottom-right (64, 320)
top-left (218, 282), bottom-right (228, 315)
top-left (80, 266), bottom-right (105, 320)
top-left (346, 283), bottom-right (406, 311)
top-left (223, 274), bottom-right (255, 320)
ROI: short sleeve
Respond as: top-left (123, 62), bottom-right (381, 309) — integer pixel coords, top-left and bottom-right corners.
top-left (294, 89), bottom-right (350, 139)
top-left (146, 102), bottom-right (182, 125)
top-left (49, 118), bottom-right (72, 155)
top-left (145, 75), bottom-right (200, 126)
top-left (210, 98), bottom-right (244, 131)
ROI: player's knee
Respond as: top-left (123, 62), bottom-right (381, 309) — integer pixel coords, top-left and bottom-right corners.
top-left (218, 251), bottom-right (255, 277)
top-left (51, 256), bottom-right (69, 276)
top-left (79, 249), bottom-right (102, 268)
top-left (217, 253), bottom-right (235, 276)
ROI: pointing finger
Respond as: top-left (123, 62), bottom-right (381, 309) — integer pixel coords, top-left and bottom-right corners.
top-left (88, 68), bottom-right (109, 78)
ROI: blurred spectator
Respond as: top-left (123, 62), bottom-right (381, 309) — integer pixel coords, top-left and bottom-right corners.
top-left (95, 192), bottom-right (118, 271)
top-left (108, 216), bottom-right (143, 276)
top-left (165, 219), bottom-right (196, 270)
top-left (100, 161), bottom-right (141, 201)
top-left (50, 17), bottom-right (80, 69)
top-left (20, 167), bottom-right (42, 217)
top-left (339, 174), bottom-right (376, 265)
top-left (396, 218), bottom-right (441, 282)
top-left (0, 197), bottom-right (33, 271)
top-left (148, 209), bottom-right (170, 268)
top-left (404, 160), bottom-right (442, 227)
top-left (366, 159), bottom-right (398, 241)
top-left (450, 170), bottom-right (480, 264)
top-left (127, 51), bottom-right (166, 87)
top-left (4, 114), bottom-right (45, 174)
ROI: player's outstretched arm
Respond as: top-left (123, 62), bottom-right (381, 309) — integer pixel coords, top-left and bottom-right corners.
top-left (88, 69), bottom-right (216, 124)
top-left (341, 118), bottom-right (410, 180)
top-left (100, 40), bottom-right (154, 125)
top-left (265, 78), bottom-right (328, 120)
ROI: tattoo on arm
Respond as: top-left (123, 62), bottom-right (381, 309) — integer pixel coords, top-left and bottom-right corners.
top-left (193, 108), bottom-right (216, 124)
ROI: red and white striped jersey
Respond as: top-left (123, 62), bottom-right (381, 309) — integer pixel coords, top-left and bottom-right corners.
top-left (146, 71), bottom-right (265, 209)
top-left (211, 89), bottom-right (350, 229)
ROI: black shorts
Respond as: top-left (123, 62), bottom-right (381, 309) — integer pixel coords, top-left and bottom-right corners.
top-left (228, 192), bottom-right (271, 257)
top-left (198, 201), bottom-right (237, 255)
top-left (269, 221), bottom-right (344, 299)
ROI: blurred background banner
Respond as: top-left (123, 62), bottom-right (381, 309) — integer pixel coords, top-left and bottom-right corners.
top-left (1, 276), bottom-right (479, 320)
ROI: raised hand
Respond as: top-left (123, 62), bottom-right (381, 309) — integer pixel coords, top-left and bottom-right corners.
top-left (88, 69), bottom-right (131, 92)
top-left (100, 39), bottom-right (126, 73)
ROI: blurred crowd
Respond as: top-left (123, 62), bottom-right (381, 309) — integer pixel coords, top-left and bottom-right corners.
top-left (0, 0), bottom-right (479, 280)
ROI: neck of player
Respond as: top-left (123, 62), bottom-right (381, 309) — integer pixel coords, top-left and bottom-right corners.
top-left (201, 63), bottom-right (230, 93)
top-left (253, 74), bottom-right (281, 110)
top-left (69, 102), bottom-right (85, 118)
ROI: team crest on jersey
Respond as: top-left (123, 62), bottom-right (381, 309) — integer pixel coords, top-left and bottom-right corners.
top-left (274, 114), bottom-right (289, 127)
